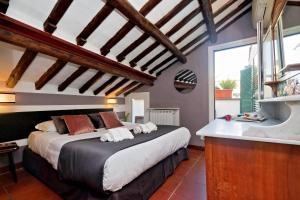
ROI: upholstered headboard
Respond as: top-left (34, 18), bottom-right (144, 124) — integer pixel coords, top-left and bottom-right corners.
top-left (0, 108), bottom-right (113, 142)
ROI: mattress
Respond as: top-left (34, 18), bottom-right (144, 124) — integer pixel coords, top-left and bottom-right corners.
top-left (28, 125), bottom-right (191, 192)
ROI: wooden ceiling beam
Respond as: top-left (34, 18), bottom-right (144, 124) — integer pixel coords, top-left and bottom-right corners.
top-left (149, 32), bottom-right (207, 74)
top-left (287, 1), bottom-right (300, 6)
top-left (198, 0), bottom-right (217, 43)
top-left (148, 55), bottom-right (175, 74)
top-left (44, 0), bottom-right (73, 34)
top-left (58, 66), bottom-right (88, 91)
top-left (141, 0), bottom-right (236, 71)
top-left (107, 0), bottom-right (186, 63)
top-left (79, 71), bottom-right (104, 94)
top-left (0, 15), bottom-right (155, 85)
top-left (76, 4), bottom-right (114, 46)
top-left (130, 7), bottom-right (201, 68)
top-left (156, 1), bottom-right (252, 76)
top-left (115, 81), bottom-right (138, 96)
top-left (116, 0), bottom-right (192, 62)
top-left (6, 49), bottom-right (37, 88)
top-left (105, 78), bottom-right (130, 96)
top-left (35, 60), bottom-right (67, 90)
top-left (0, 0), bottom-right (9, 13)
top-left (141, 20), bottom-right (205, 71)
top-left (100, 0), bottom-right (162, 56)
top-left (5, 0), bottom-right (74, 88)
top-left (93, 76), bottom-right (118, 95)
top-left (124, 83), bottom-right (144, 96)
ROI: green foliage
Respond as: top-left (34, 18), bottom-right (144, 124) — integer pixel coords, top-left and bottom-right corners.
top-left (124, 113), bottom-right (130, 122)
top-left (219, 79), bottom-right (237, 89)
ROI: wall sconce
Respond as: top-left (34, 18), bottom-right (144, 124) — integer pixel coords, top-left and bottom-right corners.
top-left (0, 92), bottom-right (16, 103)
top-left (107, 98), bottom-right (117, 104)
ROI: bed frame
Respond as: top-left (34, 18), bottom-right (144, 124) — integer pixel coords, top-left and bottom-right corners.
top-left (0, 108), bottom-right (189, 200)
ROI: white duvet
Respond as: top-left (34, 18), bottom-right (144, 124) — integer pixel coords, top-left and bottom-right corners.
top-left (28, 125), bottom-right (191, 192)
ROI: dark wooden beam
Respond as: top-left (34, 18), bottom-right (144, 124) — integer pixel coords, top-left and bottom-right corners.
top-left (287, 1), bottom-right (300, 6)
top-left (115, 81), bottom-right (138, 96)
top-left (198, 0), bottom-right (217, 43)
top-left (58, 66), bottom-right (88, 91)
top-left (124, 83), bottom-right (144, 96)
top-left (93, 76), bottom-right (118, 95)
top-left (156, 1), bottom-right (252, 76)
top-left (44, 0), bottom-right (73, 34)
top-left (116, 0), bottom-right (192, 62)
top-left (0, 0), bottom-right (9, 13)
top-left (107, 0), bottom-right (186, 63)
top-left (141, 0), bottom-right (236, 71)
top-left (149, 55), bottom-right (175, 74)
top-left (6, 49), bottom-right (37, 88)
top-left (0, 15), bottom-right (155, 85)
top-left (79, 71), bottom-right (104, 94)
top-left (100, 0), bottom-right (162, 56)
top-left (149, 32), bottom-right (207, 74)
top-left (130, 7), bottom-right (201, 67)
top-left (35, 60), bottom-right (67, 90)
top-left (105, 78), bottom-right (130, 96)
top-left (141, 20), bottom-right (205, 71)
top-left (140, 49), bottom-right (168, 71)
top-left (76, 4), bottom-right (114, 46)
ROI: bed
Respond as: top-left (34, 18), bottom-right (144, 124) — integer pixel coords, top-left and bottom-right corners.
top-left (0, 109), bottom-right (191, 200)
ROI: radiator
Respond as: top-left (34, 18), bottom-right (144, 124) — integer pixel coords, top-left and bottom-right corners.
top-left (148, 108), bottom-right (180, 126)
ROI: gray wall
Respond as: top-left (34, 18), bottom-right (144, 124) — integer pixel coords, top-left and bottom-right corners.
top-left (0, 93), bottom-right (125, 169)
top-left (140, 12), bottom-right (257, 146)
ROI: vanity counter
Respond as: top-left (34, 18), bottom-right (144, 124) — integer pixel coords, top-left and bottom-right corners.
top-left (197, 119), bottom-right (300, 145)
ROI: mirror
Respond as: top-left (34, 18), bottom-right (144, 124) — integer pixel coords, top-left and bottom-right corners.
top-left (174, 69), bottom-right (197, 93)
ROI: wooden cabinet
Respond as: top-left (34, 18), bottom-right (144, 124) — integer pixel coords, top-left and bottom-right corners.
top-left (205, 137), bottom-right (300, 200)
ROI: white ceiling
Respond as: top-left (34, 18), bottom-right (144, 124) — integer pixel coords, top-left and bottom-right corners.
top-left (0, 0), bottom-right (252, 96)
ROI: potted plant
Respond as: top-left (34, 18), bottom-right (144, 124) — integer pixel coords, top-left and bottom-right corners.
top-left (215, 79), bottom-right (237, 99)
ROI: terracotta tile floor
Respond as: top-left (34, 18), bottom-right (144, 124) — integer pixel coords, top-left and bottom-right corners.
top-left (0, 149), bottom-right (206, 200)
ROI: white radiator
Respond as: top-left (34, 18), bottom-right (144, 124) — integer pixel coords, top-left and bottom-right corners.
top-left (147, 108), bottom-right (180, 126)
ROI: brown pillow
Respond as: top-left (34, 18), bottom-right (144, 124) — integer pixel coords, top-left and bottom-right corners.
top-left (99, 112), bottom-right (123, 129)
top-left (63, 115), bottom-right (95, 135)
top-left (51, 116), bottom-right (68, 134)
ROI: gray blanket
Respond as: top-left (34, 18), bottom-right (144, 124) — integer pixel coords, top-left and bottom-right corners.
top-left (57, 125), bottom-right (180, 194)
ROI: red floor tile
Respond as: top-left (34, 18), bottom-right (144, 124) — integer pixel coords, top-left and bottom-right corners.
top-left (0, 149), bottom-right (205, 200)
top-left (149, 188), bottom-right (172, 200)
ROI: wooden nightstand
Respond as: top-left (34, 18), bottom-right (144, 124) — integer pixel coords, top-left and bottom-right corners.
top-left (0, 142), bottom-right (19, 183)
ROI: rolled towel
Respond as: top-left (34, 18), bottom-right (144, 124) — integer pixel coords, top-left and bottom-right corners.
top-left (107, 127), bottom-right (134, 142)
top-left (145, 122), bottom-right (158, 131)
top-left (133, 126), bottom-right (142, 134)
top-left (100, 132), bottom-right (113, 142)
top-left (140, 124), bottom-right (151, 134)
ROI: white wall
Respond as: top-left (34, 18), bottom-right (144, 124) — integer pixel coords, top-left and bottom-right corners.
top-left (125, 92), bottom-right (150, 122)
top-left (215, 99), bottom-right (240, 118)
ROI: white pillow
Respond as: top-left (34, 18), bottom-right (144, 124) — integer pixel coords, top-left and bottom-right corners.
top-left (35, 120), bottom-right (57, 132)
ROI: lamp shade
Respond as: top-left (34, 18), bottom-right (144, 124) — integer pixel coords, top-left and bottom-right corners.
top-left (0, 93), bottom-right (16, 103)
top-left (107, 98), bottom-right (117, 104)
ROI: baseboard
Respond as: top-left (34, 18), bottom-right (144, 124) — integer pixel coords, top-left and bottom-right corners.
top-left (188, 145), bottom-right (205, 151)
top-left (0, 162), bottom-right (22, 175)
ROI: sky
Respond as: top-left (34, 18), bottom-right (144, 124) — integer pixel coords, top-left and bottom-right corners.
top-left (283, 33), bottom-right (300, 65)
top-left (214, 45), bottom-right (253, 86)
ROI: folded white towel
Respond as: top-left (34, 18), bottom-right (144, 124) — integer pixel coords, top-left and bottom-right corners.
top-left (100, 127), bottom-right (134, 142)
top-left (100, 132), bottom-right (113, 142)
top-left (140, 124), bottom-right (151, 134)
top-left (145, 122), bottom-right (158, 131)
top-left (133, 126), bottom-right (142, 134)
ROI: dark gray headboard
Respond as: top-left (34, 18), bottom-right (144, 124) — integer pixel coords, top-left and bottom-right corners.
top-left (0, 108), bottom-right (113, 142)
